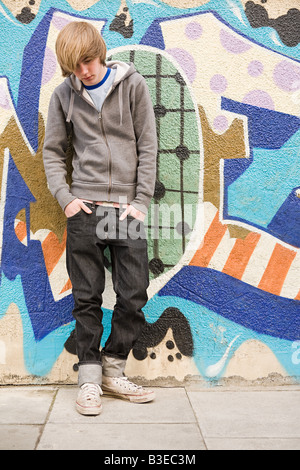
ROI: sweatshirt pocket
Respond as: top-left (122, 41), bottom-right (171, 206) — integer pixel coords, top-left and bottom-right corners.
top-left (110, 141), bottom-right (137, 185)
top-left (75, 143), bottom-right (109, 184)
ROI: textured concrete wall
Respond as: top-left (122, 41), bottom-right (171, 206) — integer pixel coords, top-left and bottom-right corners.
top-left (0, 0), bottom-right (300, 385)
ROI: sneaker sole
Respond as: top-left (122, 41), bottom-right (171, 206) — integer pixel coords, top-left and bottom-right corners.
top-left (75, 402), bottom-right (103, 416)
top-left (102, 389), bottom-right (155, 403)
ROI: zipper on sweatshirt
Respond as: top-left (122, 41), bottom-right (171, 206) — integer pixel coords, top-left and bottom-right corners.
top-left (74, 85), bottom-right (117, 201)
top-left (98, 112), bottom-right (112, 200)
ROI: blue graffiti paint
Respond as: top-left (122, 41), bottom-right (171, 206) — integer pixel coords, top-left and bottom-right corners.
top-left (158, 266), bottom-right (300, 342)
top-left (1, 154), bottom-right (74, 341)
top-left (222, 100), bottom-right (300, 245)
top-left (222, 98), bottom-right (300, 150)
top-left (0, 273), bottom-right (75, 376)
top-left (140, 0), bottom-right (300, 61)
top-left (268, 189), bottom-right (300, 248)
top-left (143, 293), bottom-right (299, 380)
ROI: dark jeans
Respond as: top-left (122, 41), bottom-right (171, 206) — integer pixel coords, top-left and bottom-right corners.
top-left (66, 203), bottom-right (149, 385)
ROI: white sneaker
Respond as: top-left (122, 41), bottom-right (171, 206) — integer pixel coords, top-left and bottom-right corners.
top-left (102, 376), bottom-right (155, 403)
top-left (76, 383), bottom-right (103, 415)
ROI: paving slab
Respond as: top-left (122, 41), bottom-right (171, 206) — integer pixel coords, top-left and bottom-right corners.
top-left (187, 390), bottom-right (300, 444)
top-left (0, 386), bottom-right (57, 450)
top-left (0, 425), bottom-right (42, 450)
top-left (37, 423), bottom-right (205, 450)
top-left (0, 386), bottom-right (56, 425)
top-left (47, 386), bottom-right (196, 424)
top-left (36, 386), bottom-right (206, 450)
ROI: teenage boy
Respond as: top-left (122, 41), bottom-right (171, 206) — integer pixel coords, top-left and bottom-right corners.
top-left (43, 21), bottom-right (157, 415)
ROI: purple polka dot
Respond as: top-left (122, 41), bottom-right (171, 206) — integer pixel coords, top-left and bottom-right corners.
top-left (248, 60), bottom-right (264, 77)
top-left (52, 15), bottom-right (71, 30)
top-left (273, 60), bottom-right (300, 92)
top-left (214, 115), bottom-right (229, 132)
top-left (220, 29), bottom-right (252, 54)
top-left (210, 74), bottom-right (228, 94)
top-left (166, 48), bottom-right (196, 83)
top-left (0, 83), bottom-right (11, 110)
top-left (185, 22), bottom-right (203, 40)
top-left (42, 48), bottom-right (57, 85)
top-left (243, 90), bottom-right (275, 110)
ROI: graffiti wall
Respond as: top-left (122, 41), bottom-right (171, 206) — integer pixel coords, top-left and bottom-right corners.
top-left (0, 0), bottom-right (300, 385)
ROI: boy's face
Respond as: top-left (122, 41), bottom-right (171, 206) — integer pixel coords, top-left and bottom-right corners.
top-left (74, 57), bottom-right (106, 87)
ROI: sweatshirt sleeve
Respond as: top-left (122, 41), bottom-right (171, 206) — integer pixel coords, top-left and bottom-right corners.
top-left (43, 89), bottom-right (76, 211)
top-left (130, 76), bottom-right (157, 214)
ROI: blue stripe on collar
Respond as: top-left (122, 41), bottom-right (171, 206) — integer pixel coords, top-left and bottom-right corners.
top-left (83, 68), bottom-right (111, 90)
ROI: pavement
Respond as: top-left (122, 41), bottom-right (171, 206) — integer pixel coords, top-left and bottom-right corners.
top-left (0, 383), bottom-right (300, 451)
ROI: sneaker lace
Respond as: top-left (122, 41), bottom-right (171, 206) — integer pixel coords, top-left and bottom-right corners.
top-left (81, 383), bottom-right (102, 401)
top-left (114, 377), bottom-right (143, 392)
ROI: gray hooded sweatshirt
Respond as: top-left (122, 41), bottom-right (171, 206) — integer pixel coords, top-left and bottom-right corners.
top-left (43, 61), bottom-right (157, 213)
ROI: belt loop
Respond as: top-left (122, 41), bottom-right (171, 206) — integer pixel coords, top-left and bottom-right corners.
top-left (92, 201), bottom-right (96, 209)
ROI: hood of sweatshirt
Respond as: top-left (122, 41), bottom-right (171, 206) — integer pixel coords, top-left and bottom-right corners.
top-left (65, 61), bottom-right (137, 125)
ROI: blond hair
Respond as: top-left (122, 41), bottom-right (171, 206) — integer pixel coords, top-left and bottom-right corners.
top-left (55, 21), bottom-right (107, 77)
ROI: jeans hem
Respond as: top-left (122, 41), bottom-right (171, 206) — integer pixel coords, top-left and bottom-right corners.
top-left (101, 354), bottom-right (126, 378)
top-left (78, 362), bottom-right (102, 387)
